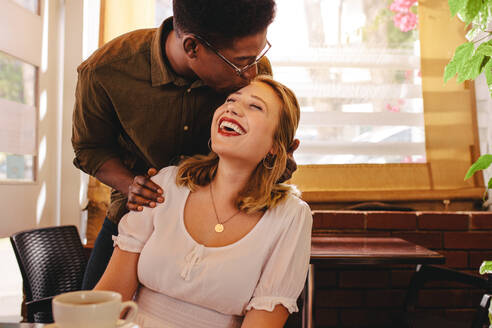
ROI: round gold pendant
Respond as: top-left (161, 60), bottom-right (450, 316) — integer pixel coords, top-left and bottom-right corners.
top-left (214, 223), bottom-right (224, 233)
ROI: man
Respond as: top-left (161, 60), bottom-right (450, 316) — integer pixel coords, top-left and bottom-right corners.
top-left (72, 0), bottom-right (297, 290)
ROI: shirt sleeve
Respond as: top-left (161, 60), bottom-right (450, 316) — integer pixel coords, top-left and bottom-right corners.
top-left (112, 166), bottom-right (176, 252)
top-left (246, 201), bottom-right (313, 314)
top-left (71, 63), bottom-right (122, 176)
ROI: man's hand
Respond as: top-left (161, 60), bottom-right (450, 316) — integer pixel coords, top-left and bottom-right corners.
top-left (127, 168), bottom-right (164, 211)
top-left (278, 139), bottom-right (300, 183)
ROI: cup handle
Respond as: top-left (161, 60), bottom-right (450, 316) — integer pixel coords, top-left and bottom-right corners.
top-left (117, 301), bottom-right (138, 326)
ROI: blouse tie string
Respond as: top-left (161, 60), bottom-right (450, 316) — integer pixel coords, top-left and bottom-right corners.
top-left (180, 244), bottom-right (204, 281)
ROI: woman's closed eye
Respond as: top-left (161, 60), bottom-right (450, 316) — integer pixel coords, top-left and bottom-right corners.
top-left (250, 103), bottom-right (263, 111)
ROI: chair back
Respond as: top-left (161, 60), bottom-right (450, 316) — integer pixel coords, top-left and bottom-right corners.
top-left (10, 225), bottom-right (88, 323)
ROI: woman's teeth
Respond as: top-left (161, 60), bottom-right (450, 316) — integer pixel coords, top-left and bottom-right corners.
top-left (220, 121), bottom-right (245, 135)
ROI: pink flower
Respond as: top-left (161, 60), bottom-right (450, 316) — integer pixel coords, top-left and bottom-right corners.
top-left (389, 0), bottom-right (417, 13)
top-left (385, 103), bottom-right (400, 112)
top-left (393, 12), bottom-right (418, 32)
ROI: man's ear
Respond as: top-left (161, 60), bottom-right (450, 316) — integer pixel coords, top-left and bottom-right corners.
top-left (182, 36), bottom-right (198, 58)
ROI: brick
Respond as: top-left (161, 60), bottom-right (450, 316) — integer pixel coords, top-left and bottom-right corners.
top-left (469, 251), bottom-right (492, 269)
top-left (339, 309), bottom-right (394, 327)
top-left (313, 211), bottom-right (365, 230)
top-left (315, 269), bottom-right (337, 288)
top-left (314, 308), bottom-right (338, 327)
top-left (339, 270), bottom-right (390, 288)
top-left (365, 289), bottom-right (406, 308)
top-left (418, 289), bottom-right (474, 307)
top-left (391, 231), bottom-right (442, 249)
top-left (445, 309), bottom-right (477, 323)
top-left (444, 232), bottom-right (492, 249)
top-left (418, 212), bottom-right (469, 230)
top-left (470, 212), bottom-right (492, 230)
top-left (391, 270), bottom-right (415, 287)
top-left (366, 212), bottom-right (417, 230)
top-left (315, 289), bottom-right (363, 307)
top-left (441, 250), bottom-right (469, 269)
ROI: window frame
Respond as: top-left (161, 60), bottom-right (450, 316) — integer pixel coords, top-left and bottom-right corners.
top-left (290, 0), bottom-right (484, 203)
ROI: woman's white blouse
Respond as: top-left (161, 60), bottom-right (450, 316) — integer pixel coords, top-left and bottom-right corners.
top-left (113, 166), bottom-right (313, 317)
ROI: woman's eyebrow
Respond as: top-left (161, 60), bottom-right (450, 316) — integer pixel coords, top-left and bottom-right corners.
top-left (251, 95), bottom-right (268, 110)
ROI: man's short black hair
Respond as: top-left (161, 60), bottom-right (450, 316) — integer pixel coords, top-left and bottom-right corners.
top-left (173, 0), bottom-right (276, 48)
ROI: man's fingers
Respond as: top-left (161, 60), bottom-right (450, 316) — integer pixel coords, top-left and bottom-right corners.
top-left (134, 175), bottom-right (163, 195)
top-left (129, 183), bottom-right (164, 203)
top-left (127, 202), bottom-right (143, 212)
top-left (147, 168), bottom-right (158, 177)
top-left (128, 194), bottom-right (157, 208)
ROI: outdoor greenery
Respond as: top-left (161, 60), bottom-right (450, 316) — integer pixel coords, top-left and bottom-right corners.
top-left (444, 0), bottom-right (492, 97)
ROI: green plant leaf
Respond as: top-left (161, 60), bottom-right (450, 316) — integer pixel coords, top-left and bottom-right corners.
top-left (458, 52), bottom-right (485, 82)
top-left (449, 0), bottom-right (466, 16)
top-left (484, 59), bottom-right (492, 98)
top-left (480, 56), bottom-right (490, 73)
top-left (487, 177), bottom-right (492, 189)
top-left (459, 0), bottom-right (482, 24)
top-left (464, 154), bottom-right (492, 180)
top-left (444, 42), bottom-right (474, 83)
top-left (476, 41), bottom-right (492, 57)
top-left (479, 261), bottom-right (492, 274)
top-left (444, 60), bottom-right (458, 83)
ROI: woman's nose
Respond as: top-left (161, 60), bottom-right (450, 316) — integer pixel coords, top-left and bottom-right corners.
top-left (226, 103), bottom-right (244, 116)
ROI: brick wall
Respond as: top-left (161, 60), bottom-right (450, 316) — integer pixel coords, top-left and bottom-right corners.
top-left (311, 211), bottom-right (492, 327)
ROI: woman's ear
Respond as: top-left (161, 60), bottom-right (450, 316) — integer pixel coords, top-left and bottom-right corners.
top-left (182, 36), bottom-right (198, 58)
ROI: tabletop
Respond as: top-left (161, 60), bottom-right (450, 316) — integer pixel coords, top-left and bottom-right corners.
top-left (310, 236), bottom-right (445, 265)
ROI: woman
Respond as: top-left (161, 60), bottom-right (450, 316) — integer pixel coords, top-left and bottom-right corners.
top-left (95, 75), bottom-right (312, 327)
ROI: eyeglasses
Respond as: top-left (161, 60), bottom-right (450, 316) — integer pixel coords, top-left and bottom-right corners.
top-left (191, 34), bottom-right (271, 76)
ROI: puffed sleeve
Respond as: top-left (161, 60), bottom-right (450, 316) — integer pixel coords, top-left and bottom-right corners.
top-left (246, 201), bottom-right (313, 314)
top-left (112, 166), bottom-right (176, 253)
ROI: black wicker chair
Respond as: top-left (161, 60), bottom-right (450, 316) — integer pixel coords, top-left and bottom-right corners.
top-left (402, 264), bottom-right (492, 328)
top-left (10, 225), bottom-right (88, 323)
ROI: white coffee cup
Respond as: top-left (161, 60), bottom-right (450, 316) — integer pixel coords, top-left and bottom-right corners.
top-left (52, 290), bottom-right (138, 328)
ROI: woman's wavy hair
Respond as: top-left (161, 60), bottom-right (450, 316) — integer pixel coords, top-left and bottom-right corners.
top-left (176, 75), bottom-right (301, 213)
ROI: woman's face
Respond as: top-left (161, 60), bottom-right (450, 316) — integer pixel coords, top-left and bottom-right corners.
top-left (210, 81), bottom-right (282, 167)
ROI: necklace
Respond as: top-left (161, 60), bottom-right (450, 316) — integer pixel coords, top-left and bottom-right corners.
top-left (209, 182), bottom-right (241, 233)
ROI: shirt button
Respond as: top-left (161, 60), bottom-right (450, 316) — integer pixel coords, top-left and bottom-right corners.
top-left (180, 155), bottom-right (185, 160)
top-left (183, 125), bottom-right (189, 131)
top-left (187, 88), bottom-right (191, 93)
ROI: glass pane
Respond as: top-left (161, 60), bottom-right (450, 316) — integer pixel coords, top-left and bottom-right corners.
top-left (269, 0), bottom-right (425, 165)
top-left (153, 0), bottom-right (426, 165)
top-left (0, 153), bottom-right (34, 181)
top-left (0, 51), bottom-right (36, 107)
top-left (11, 0), bottom-right (39, 14)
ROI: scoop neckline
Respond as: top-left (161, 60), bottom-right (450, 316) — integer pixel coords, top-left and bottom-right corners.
top-left (179, 188), bottom-right (268, 250)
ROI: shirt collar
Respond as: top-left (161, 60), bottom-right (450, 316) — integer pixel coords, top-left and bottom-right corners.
top-left (151, 17), bottom-right (205, 88)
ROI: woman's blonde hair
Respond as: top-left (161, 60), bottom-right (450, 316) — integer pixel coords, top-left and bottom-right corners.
top-left (176, 75), bottom-right (301, 213)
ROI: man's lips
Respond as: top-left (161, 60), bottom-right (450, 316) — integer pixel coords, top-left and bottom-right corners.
top-left (218, 117), bottom-right (246, 136)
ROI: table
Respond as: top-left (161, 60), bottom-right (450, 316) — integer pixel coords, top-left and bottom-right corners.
top-left (302, 236), bottom-right (445, 328)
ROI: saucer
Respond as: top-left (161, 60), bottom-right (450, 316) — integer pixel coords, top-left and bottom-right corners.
top-left (45, 320), bottom-right (139, 327)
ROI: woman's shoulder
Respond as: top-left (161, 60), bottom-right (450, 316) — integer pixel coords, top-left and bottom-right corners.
top-left (269, 193), bottom-right (312, 223)
top-left (150, 166), bottom-right (179, 190)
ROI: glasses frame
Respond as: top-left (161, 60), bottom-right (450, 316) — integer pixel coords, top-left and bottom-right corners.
top-left (191, 34), bottom-right (271, 76)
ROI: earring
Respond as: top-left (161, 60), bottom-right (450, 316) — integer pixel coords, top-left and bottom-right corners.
top-left (262, 154), bottom-right (275, 170)
top-left (208, 138), bottom-right (212, 151)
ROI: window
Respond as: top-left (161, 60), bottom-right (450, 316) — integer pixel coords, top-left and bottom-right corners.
top-left (151, 0), bottom-right (482, 202)
top-left (269, 0), bottom-right (425, 165)
top-left (0, 0), bottom-right (40, 182)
